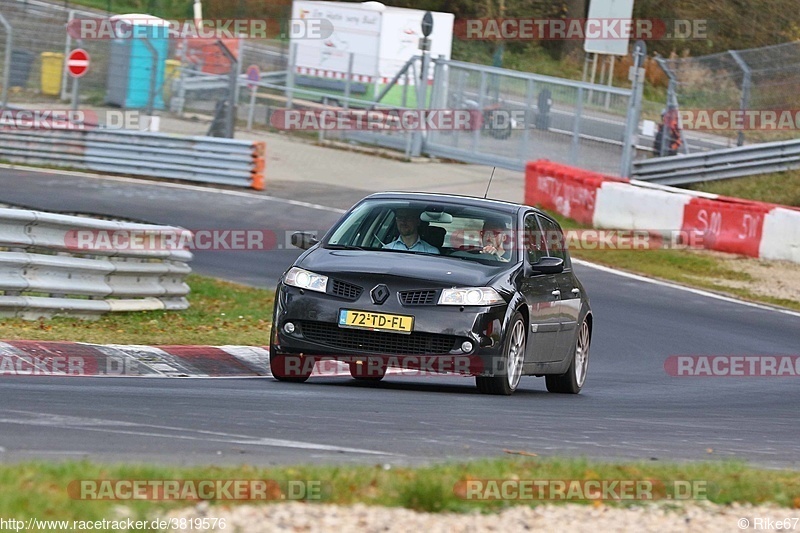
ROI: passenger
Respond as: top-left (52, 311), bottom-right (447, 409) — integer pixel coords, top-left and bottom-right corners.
top-left (480, 217), bottom-right (512, 262)
top-left (383, 208), bottom-right (440, 254)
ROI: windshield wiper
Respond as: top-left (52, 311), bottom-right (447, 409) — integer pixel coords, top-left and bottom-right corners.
top-left (326, 244), bottom-right (367, 251)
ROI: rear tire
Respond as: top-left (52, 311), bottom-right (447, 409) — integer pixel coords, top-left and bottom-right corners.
top-left (269, 350), bottom-right (313, 383)
top-left (545, 318), bottom-right (590, 394)
top-left (475, 312), bottom-right (526, 395)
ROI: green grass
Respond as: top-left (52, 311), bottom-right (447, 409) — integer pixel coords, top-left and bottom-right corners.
top-left (0, 275), bottom-right (273, 346)
top-left (1, 458), bottom-right (799, 522)
top-left (686, 170), bottom-right (800, 208)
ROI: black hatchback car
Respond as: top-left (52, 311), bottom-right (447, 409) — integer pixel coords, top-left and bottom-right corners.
top-left (270, 192), bottom-right (592, 395)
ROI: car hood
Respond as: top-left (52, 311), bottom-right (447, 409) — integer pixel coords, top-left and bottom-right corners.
top-left (297, 248), bottom-right (513, 288)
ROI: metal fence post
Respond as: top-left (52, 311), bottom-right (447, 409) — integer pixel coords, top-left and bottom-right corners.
top-left (569, 87), bottom-right (584, 163)
top-left (519, 78), bottom-right (535, 160)
top-left (0, 13), bottom-right (12, 110)
top-left (286, 42), bottom-right (297, 109)
top-left (729, 50), bottom-right (751, 147)
top-left (61, 9), bottom-right (75, 102)
top-left (620, 40), bottom-right (646, 178)
top-left (472, 70), bottom-right (487, 154)
top-left (214, 40), bottom-right (239, 139)
top-left (343, 52), bottom-right (353, 110)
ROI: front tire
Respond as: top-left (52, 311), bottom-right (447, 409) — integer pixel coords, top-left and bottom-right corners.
top-left (546, 318), bottom-right (590, 394)
top-left (476, 312), bottom-right (526, 395)
top-left (269, 350), bottom-right (313, 383)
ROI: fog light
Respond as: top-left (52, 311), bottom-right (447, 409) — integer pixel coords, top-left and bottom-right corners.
top-left (461, 341), bottom-right (473, 353)
top-left (283, 322), bottom-right (296, 334)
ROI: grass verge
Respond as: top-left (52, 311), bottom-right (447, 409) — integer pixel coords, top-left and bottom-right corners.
top-left (686, 170), bottom-right (800, 208)
top-left (2, 458), bottom-right (798, 521)
top-left (550, 213), bottom-right (800, 312)
top-left (0, 275), bottom-right (273, 346)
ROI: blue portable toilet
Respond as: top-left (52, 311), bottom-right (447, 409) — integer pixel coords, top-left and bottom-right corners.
top-left (106, 14), bottom-right (170, 110)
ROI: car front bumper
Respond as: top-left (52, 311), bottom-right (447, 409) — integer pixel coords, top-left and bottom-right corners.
top-left (272, 284), bottom-right (510, 376)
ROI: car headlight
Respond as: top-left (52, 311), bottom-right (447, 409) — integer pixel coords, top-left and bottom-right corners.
top-left (284, 267), bottom-right (328, 293)
top-left (438, 287), bottom-right (504, 306)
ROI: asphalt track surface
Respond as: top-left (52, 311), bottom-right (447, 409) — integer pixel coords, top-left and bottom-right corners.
top-left (0, 168), bottom-right (798, 468)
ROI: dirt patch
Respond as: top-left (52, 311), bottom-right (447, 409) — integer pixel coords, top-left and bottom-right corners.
top-left (691, 251), bottom-right (800, 304)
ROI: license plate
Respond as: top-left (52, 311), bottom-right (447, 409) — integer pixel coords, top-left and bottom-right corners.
top-left (338, 309), bottom-right (414, 333)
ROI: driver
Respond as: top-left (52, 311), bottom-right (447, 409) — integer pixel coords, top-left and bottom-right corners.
top-left (383, 208), bottom-right (440, 254)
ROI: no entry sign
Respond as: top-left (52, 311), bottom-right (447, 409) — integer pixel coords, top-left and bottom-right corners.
top-left (67, 49), bottom-right (90, 78)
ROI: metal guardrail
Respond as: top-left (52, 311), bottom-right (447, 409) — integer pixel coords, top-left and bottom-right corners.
top-left (0, 207), bottom-right (193, 319)
top-left (178, 70), bottom-right (287, 93)
top-left (631, 138), bottom-right (800, 185)
top-left (0, 129), bottom-right (266, 190)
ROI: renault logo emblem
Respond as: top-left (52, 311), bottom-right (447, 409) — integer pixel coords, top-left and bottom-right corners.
top-left (371, 284), bottom-right (390, 305)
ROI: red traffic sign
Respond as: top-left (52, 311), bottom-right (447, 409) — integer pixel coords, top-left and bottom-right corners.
top-left (67, 49), bottom-right (90, 78)
top-left (246, 65), bottom-right (261, 89)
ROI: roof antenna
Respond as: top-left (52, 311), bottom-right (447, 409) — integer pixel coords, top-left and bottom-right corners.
top-left (483, 167), bottom-right (496, 199)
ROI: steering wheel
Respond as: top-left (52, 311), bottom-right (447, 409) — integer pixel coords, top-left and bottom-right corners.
top-left (455, 245), bottom-right (484, 254)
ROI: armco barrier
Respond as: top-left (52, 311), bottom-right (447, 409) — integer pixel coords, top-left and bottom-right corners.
top-left (0, 207), bottom-right (193, 319)
top-left (0, 129), bottom-right (265, 190)
top-left (525, 160), bottom-right (800, 263)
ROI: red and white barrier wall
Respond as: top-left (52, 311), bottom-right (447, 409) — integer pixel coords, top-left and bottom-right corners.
top-left (525, 160), bottom-right (800, 263)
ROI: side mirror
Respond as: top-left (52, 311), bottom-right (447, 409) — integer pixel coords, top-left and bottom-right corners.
top-left (530, 256), bottom-right (564, 275)
top-left (291, 232), bottom-right (319, 250)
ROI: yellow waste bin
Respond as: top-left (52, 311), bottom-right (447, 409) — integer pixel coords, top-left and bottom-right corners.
top-left (40, 52), bottom-right (64, 96)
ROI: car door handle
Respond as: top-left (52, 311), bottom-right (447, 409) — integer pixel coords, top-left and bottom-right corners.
top-left (571, 288), bottom-right (580, 295)
top-left (551, 290), bottom-right (561, 298)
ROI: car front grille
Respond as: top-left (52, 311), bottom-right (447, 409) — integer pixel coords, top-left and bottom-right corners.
top-left (398, 289), bottom-right (437, 306)
top-left (300, 321), bottom-right (458, 355)
top-left (330, 279), bottom-right (363, 300)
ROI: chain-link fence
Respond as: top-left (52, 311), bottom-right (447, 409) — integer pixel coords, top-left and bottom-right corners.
top-left (657, 41), bottom-right (800, 152)
top-left (1, 0), bottom-right (646, 174)
top-left (425, 58), bottom-right (632, 174)
top-left (271, 42), bottom-right (634, 175)
top-left (0, 0), bottom-right (288, 137)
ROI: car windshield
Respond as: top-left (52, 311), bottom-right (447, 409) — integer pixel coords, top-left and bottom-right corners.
top-left (324, 199), bottom-right (516, 265)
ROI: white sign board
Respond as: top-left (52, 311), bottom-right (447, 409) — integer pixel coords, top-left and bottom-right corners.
top-left (583, 0), bottom-right (635, 56)
top-left (291, 1), bottom-right (453, 84)
top-left (292, 1), bottom-right (382, 79)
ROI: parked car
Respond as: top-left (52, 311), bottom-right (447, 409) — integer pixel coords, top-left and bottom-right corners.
top-left (270, 192), bottom-right (592, 395)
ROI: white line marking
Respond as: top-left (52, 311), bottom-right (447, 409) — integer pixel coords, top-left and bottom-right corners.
top-left (572, 258), bottom-right (800, 318)
top-left (0, 164), bottom-right (347, 214)
top-left (0, 410), bottom-right (393, 455)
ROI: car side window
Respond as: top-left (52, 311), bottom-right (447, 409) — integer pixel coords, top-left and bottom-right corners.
top-left (537, 215), bottom-right (567, 262)
top-left (524, 214), bottom-right (547, 264)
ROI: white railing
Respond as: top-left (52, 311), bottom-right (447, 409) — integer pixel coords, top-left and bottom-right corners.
top-left (0, 207), bottom-right (193, 319)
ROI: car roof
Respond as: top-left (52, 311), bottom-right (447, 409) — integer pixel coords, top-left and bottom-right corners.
top-left (363, 191), bottom-right (538, 215)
